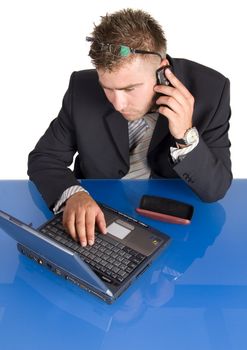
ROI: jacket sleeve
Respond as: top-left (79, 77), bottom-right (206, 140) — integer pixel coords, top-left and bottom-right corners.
top-left (27, 72), bottom-right (80, 209)
top-left (173, 78), bottom-right (232, 202)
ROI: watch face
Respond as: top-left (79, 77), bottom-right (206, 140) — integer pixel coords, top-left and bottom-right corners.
top-left (174, 127), bottom-right (199, 145)
top-left (185, 127), bottom-right (199, 144)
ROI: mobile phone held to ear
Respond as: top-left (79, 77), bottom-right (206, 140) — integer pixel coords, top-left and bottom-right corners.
top-left (136, 194), bottom-right (194, 225)
top-left (156, 65), bottom-right (171, 86)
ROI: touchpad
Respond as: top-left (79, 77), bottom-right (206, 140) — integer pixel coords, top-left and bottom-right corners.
top-left (107, 220), bottom-right (133, 240)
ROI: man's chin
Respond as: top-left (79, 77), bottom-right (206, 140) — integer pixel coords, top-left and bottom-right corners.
top-left (121, 113), bottom-right (142, 121)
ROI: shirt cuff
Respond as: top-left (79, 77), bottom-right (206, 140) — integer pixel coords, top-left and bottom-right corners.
top-left (170, 138), bottom-right (199, 163)
top-left (53, 185), bottom-right (89, 214)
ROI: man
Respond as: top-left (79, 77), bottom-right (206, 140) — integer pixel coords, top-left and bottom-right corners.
top-left (28, 8), bottom-right (232, 247)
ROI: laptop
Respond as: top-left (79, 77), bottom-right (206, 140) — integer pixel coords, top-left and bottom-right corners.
top-left (0, 202), bottom-right (171, 303)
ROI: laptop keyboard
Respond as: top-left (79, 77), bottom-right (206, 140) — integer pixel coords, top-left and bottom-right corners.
top-left (40, 215), bottom-right (146, 286)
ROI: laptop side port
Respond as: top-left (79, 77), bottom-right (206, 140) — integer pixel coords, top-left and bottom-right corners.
top-left (66, 275), bottom-right (80, 286)
top-left (55, 268), bottom-right (62, 276)
top-left (46, 263), bottom-right (52, 270)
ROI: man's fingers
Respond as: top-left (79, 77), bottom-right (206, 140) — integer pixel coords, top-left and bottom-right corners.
top-left (63, 208), bottom-right (88, 247)
top-left (154, 69), bottom-right (193, 101)
top-left (63, 192), bottom-right (107, 246)
top-left (85, 209), bottom-right (96, 245)
top-left (96, 210), bottom-right (107, 234)
top-left (158, 105), bottom-right (177, 121)
top-left (156, 95), bottom-right (183, 115)
top-left (155, 86), bottom-right (188, 110)
top-left (74, 214), bottom-right (88, 246)
top-left (164, 68), bottom-right (192, 99)
top-left (63, 211), bottom-right (78, 241)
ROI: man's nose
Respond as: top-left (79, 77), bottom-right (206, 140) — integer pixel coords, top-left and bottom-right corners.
top-left (111, 91), bottom-right (127, 112)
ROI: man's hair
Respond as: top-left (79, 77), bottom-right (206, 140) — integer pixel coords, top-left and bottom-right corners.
top-left (88, 8), bottom-right (167, 70)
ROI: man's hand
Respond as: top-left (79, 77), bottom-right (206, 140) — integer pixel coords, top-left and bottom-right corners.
top-left (154, 68), bottom-right (194, 139)
top-left (62, 191), bottom-right (107, 246)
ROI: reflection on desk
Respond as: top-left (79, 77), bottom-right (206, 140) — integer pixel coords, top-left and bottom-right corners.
top-left (0, 179), bottom-right (247, 350)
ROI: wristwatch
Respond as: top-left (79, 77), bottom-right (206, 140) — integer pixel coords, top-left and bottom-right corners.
top-left (174, 127), bottom-right (199, 146)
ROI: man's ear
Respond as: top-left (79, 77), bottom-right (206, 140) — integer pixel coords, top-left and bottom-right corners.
top-left (159, 58), bottom-right (170, 68)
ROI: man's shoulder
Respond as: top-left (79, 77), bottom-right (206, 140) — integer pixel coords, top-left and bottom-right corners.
top-left (68, 69), bottom-right (105, 98)
top-left (168, 55), bottom-right (229, 100)
top-left (169, 55), bottom-right (228, 83)
top-left (71, 69), bottom-right (98, 85)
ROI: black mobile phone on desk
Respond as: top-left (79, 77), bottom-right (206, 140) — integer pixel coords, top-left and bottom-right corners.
top-left (136, 194), bottom-right (194, 225)
top-left (156, 65), bottom-right (172, 86)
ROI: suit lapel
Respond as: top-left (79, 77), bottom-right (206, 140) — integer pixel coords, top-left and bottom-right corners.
top-left (105, 110), bottom-right (129, 166)
top-left (148, 114), bottom-right (170, 153)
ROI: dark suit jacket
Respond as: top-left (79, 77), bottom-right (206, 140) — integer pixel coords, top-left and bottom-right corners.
top-left (28, 56), bottom-right (232, 209)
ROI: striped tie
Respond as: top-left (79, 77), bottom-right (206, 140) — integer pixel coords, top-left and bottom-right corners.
top-left (123, 113), bottom-right (158, 179)
top-left (128, 118), bottom-right (148, 150)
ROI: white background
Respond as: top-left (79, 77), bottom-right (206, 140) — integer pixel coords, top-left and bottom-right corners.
top-left (1, 0), bottom-right (246, 179)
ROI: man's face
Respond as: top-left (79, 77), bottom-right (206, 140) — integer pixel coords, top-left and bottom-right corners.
top-left (97, 57), bottom-right (164, 121)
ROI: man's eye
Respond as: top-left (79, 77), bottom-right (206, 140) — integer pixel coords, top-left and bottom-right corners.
top-left (125, 87), bottom-right (135, 92)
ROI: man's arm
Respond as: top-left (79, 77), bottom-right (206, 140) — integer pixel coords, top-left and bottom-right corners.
top-left (28, 72), bottom-right (79, 208)
top-left (28, 72), bottom-right (106, 245)
top-left (154, 68), bottom-right (232, 202)
top-left (173, 78), bottom-right (232, 201)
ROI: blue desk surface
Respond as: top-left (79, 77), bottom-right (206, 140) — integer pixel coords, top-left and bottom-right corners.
top-left (0, 179), bottom-right (246, 350)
